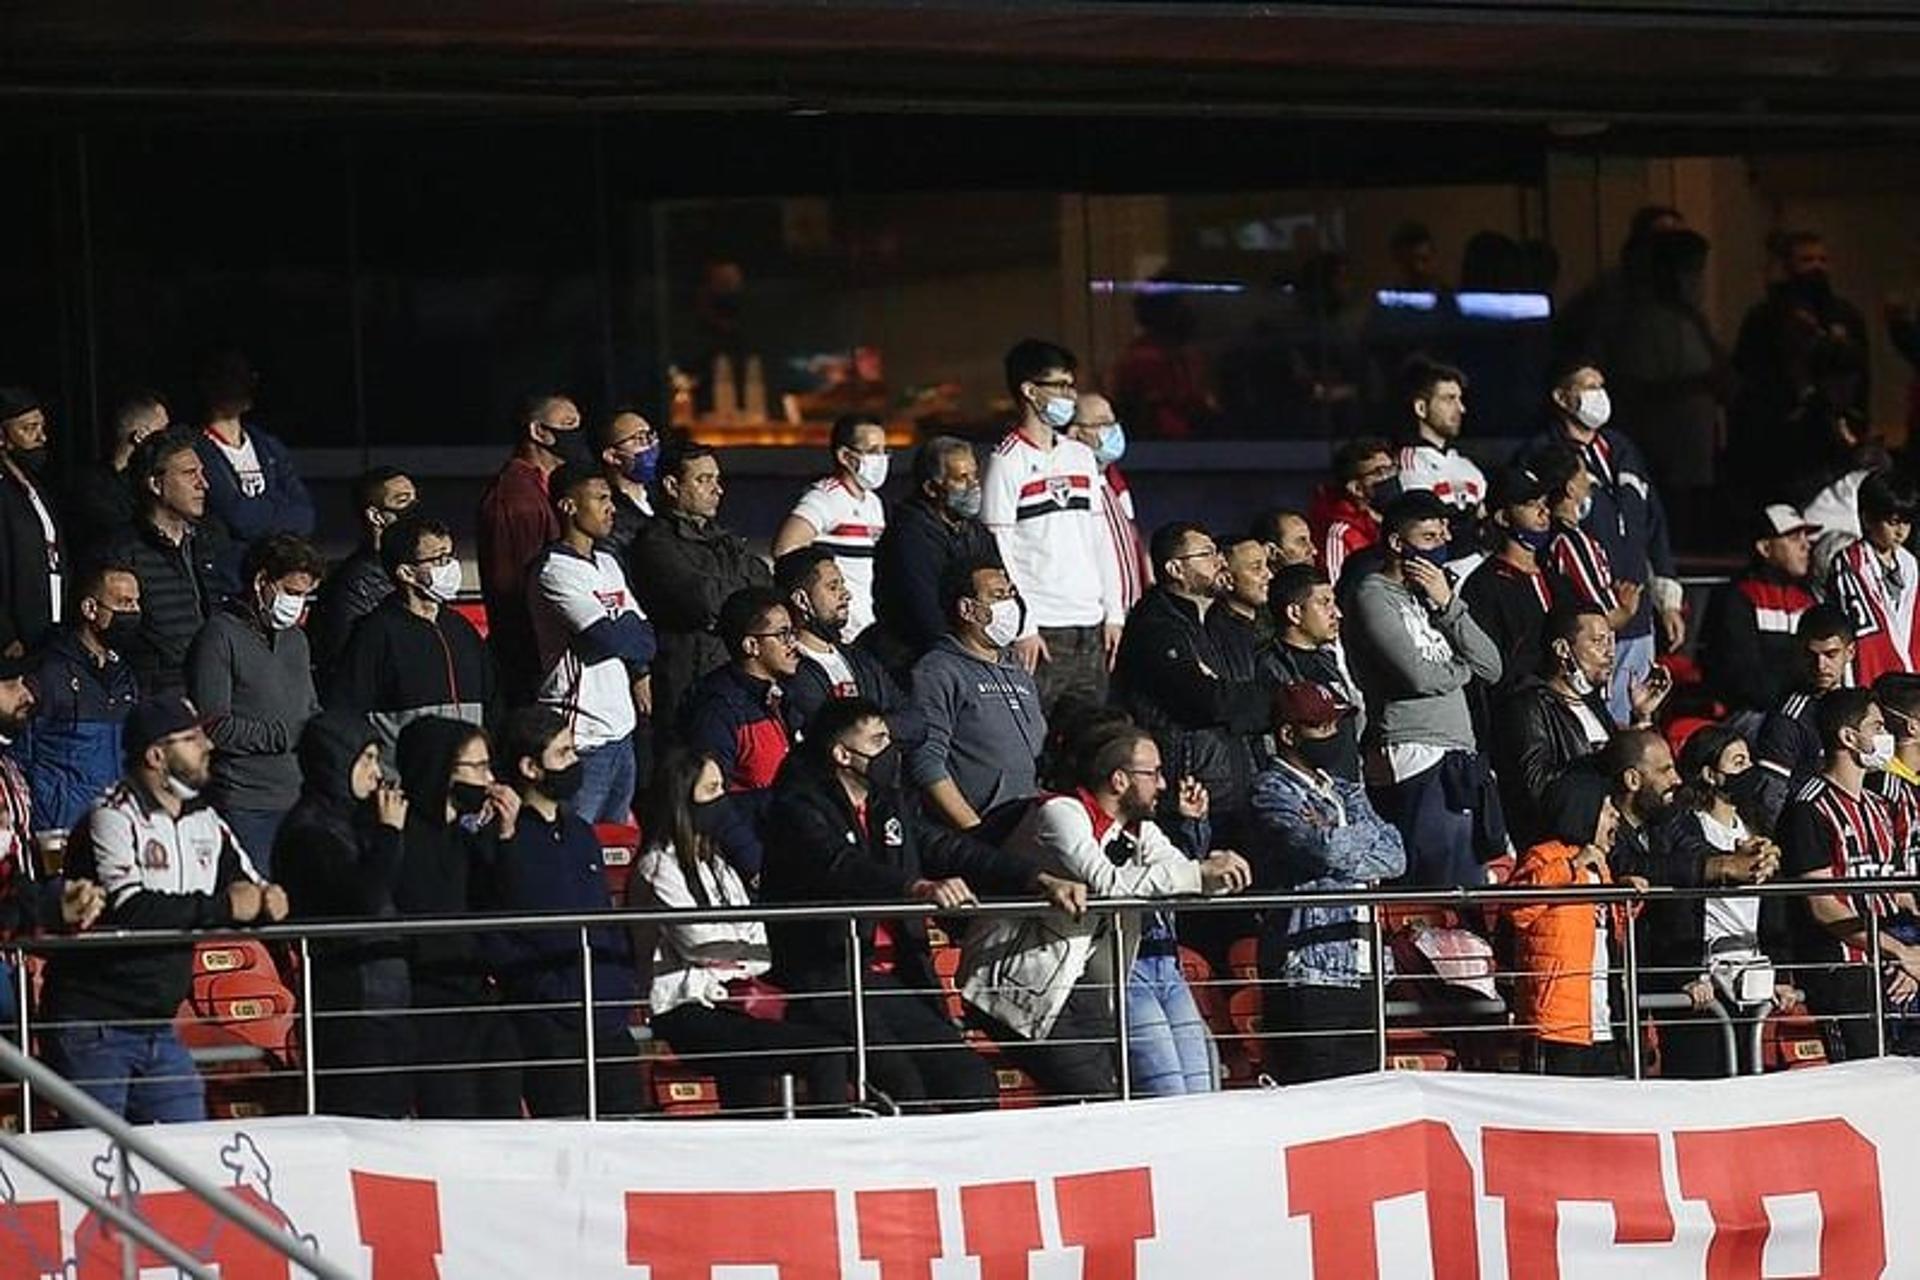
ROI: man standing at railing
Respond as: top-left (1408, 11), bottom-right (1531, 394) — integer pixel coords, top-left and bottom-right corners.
top-left (1777, 688), bottom-right (1920, 1061)
top-left (43, 696), bottom-right (287, 1124)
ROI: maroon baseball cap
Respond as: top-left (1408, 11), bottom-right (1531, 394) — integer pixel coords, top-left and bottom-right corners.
top-left (1273, 681), bottom-right (1342, 727)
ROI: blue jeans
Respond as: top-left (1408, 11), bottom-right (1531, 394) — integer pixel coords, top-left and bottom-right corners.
top-left (224, 807), bottom-right (288, 877)
top-left (576, 738), bottom-right (637, 824)
top-left (1127, 952), bottom-right (1214, 1096)
top-left (46, 1025), bottom-right (205, 1123)
top-left (1609, 633), bottom-right (1655, 726)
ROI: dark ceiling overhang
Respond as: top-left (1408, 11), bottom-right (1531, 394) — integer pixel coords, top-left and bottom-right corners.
top-left (7, 1), bottom-right (1920, 131)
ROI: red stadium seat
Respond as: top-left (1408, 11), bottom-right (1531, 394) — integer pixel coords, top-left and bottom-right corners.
top-left (1664, 714), bottom-right (1716, 758)
top-left (595, 821), bottom-right (642, 905)
top-left (451, 599), bottom-right (489, 638)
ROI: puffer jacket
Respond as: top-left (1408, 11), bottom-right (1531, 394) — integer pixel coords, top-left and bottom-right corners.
top-left (105, 516), bottom-right (235, 698)
top-left (957, 792), bottom-right (1213, 1041)
top-left (22, 628), bottom-right (137, 832)
top-left (626, 510), bottom-right (770, 733)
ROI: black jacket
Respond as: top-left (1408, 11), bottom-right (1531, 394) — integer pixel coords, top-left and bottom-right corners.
top-left (1493, 677), bottom-right (1617, 847)
top-left (1112, 588), bottom-right (1269, 831)
top-left (62, 462), bottom-right (137, 563)
top-left (309, 546), bottom-right (393, 681)
top-left (0, 462), bottom-right (64, 658)
top-left (1698, 565), bottom-right (1818, 716)
top-left (105, 516), bottom-right (235, 698)
top-left (864, 496), bottom-right (1001, 679)
top-left (392, 716), bottom-right (503, 1004)
top-left (759, 751), bottom-right (1038, 995)
top-left (783, 640), bottom-right (925, 748)
top-left (327, 595), bottom-right (495, 756)
top-left (1460, 555), bottom-right (1571, 706)
top-left (275, 711), bottom-right (411, 1015)
top-left (626, 511), bottom-right (771, 732)
top-left (1629, 808), bottom-right (1792, 994)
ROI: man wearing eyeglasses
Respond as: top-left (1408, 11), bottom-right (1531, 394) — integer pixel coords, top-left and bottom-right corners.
top-left (684, 587), bottom-right (802, 797)
top-left (592, 407), bottom-right (658, 561)
top-left (983, 339), bottom-right (1125, 719)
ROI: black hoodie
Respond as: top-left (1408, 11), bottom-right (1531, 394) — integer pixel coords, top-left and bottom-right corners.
top-left (1541, 768), bottom-right (1614, 848)
top-left (393, 715), bottom-right (501, 1000)
top-left (274, 711), bottom-right (410, 1013)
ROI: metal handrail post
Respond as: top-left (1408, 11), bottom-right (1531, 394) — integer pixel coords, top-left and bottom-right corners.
top-left (581, 924), bottom-right (599, 1121)
top-left (1371, 909), bottom-right (1388, 1072)
top-left (845, 918), bottom-right (869, 1108)
top-left (1110, 915), bottom-right (1131, 1101)
top-left (298, 937), bottom-right (317, 1116)
top-left (15, 951), bottom-right (31, 1133)
top-left (1637, 993), bottom-right (1736, 1078)
top-left (118, 1143), bottom-right (135, 1280)
top-left (1623, 906), bottom-right (1643, 1081)
top-left (0, 1130), bottom-right (215, 1280)
top-left (0, 1038), bottom-right (353, 1280)
top-left (1868, 911), bottom-right (1888, 1058)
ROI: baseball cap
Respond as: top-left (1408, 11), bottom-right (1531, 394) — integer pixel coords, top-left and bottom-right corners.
top-left (124, 696), bottom-right (205, 757)
top-left (1486, 465), bottom-right (1547, 511)
top-left (0, 651), bottom-right (34, 682)
top-left (1273, 681), bottom-right (1342, 728)
top-left (1752, 503), bottom-right (1820, 542)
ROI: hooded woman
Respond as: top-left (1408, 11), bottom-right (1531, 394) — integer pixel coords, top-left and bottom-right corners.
top-left (1508, 768), bottom-right (1638, 1077)
top-left (274, 711), bottom-right (412, 1117)
top-left (392, 715), bottom-right (522, 1118)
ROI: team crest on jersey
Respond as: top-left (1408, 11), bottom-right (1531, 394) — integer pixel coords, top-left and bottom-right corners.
top-left (140, 839), bottom-right (169, 871)
top-left (1046, 475), bottom-right (1073, 506)
top-left (883, 817), bottom-right (904, 847)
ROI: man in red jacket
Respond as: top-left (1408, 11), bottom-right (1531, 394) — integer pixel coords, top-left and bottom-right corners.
top-left (1307, 437), bottom-right (1394, 581)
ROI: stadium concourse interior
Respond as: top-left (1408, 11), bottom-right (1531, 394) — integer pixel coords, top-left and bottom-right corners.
top-left (0, 1), bottom-right (1918, 1123)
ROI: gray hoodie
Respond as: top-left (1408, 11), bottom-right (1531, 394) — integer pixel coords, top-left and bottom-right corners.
top-left (185, 603), bottom-right (321, 814)
top-left (1346, 572), bottom-right (1500, 754)
top-left (908, 635), bottom-right (1047, 819)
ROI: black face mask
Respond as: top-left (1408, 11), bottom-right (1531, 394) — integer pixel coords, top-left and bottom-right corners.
top-left (12, 446), bottom-right (48, 477)
top-left (852, 743), bottom-right (902, 792)
top-left (1368, 475), bottom-right (1402, 509)
top-left (101, 609), bottom-right (143, 653)
top-left (545, 427), bottom-right (594, 467)
top-left (540, 761), bottom-right (584, 803)
top-left (1297, 731), bottom-right (1348, 774)
top-left (448, 781), bottom-right (491, 816)
top-left (1722, 767), bottom-right (1768, 810)
top-left (690, 794), bottom-right (732, 840)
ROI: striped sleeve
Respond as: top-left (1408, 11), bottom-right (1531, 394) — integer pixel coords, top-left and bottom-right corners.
top-left (1549, 529), bottom-right (1620, 613)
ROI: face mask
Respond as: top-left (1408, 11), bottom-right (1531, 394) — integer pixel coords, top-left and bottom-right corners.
top-left (625, 444), bottom-right (661, 486)
top-left (946, 483), bottom-right (983, 520)
top-left (448, 780), bottom-right (491, 816)
top-left (1573, 388), bottom-right (1611, 431)
top-left (1575, 493), bottom-right (1594, 523)
top-left (854, 452), bottom-right (890, 491)
top-left (166, 774), bottom-right (200, 802)
top-left (1037, 393), bottom-right (1076, 430)
top-left (1512, 526), bottom-right (1553, 556)
top-left (424, 560), bottom-right (464, 604)
top-left (544, 426), bottom-right (593, 467)
top-left (539, 760), bottom-right (584, 803)
top-left (1368, 475), bottom-right (1402, 509)
top-left (851, 742), bottom-right (902, 791)
top-left (264, 588), bottom-right (308, 631)
top-left (690, 794), bottom-right (733, 841)
top-left (11, 446), bottom-right (48, 477)
top-left (1297, 731), bottom-right (1346, 774)
top-left (1559, 644), bottom-right (1596, 696)
top-left (981, 598), bottom-right (1024, 649)
top-left (101, 609), bottom-right (142, 652)
top-left (1723, 766), bottom-right (1767, 809)
top-left (1860, 731), bottom-right (1897, 771)
top-left (1399, 542), bottom-right (1450, 571)
top-left (1092, 423), bottom-right (1127, 466)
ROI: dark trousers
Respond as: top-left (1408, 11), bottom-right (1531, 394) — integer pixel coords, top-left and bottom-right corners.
top-left (410, 995), bottom-right (523, 1119)
top-left (314, 1009), bottom-right (415, 1119)
top-left (975, 979), bottom-right (1117, 1101)
top-left (1262, 983), bottom-right (1379, 1084)
top-left (1803, 963), bottom-right (1880, 1062)
top-left (651, 1003), bottom-right (851, 1115)
top-left (1368, 755), bottom-right (1482, 889)
top-left (799, 973), bottom-right (998, 1112)
top-left (1035, 624), bottom-right (1108, 720)
top-left (512, 1008), bottom-right (643, 1118)
top-left (1531, 1039), bottom-right (1621, 1077)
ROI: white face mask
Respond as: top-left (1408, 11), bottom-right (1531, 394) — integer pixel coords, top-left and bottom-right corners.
top-left (1574, 387), bottom-right (1612, 431)
top-left (166, 774), bottom-right (200, 802)
top-left (264, 588), bottom-right (308, 631)
top-left (1860, 730), bottom-right (1897, 771)
top-left (1576, 493), bottom-right (1595, 523)
top-left (424, 560), bottom-right (464, 604)
top-left (981, 598), bottom-right (1024, 648)
top-left (854, 451), bottom-right (890, 492)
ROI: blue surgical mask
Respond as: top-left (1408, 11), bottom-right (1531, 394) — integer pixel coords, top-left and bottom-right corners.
top-left (626, 443), bottom-right (661, 486)
top-left (1038, 394), bottom-right (1076, 430)
top-left (1092, 422), bottom-right (1127, 466)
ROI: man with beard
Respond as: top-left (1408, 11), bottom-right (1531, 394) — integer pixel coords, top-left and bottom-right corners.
top-left (0, 656), bottom-right (104, 936)
top-left (44, 697), bottom-right (286, 1120)
top-left (1594, 727), bottom-right (1683, 890)
top-left (0, 387), bottom-right (66, 660)
top-left (773, 547), bottom-right (919, 747)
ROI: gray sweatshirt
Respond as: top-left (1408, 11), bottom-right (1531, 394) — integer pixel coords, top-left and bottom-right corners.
top-left (1346, 572), bottom-right (1500, 754)
top-left (185, 604), bottom-right (321, 814)
top-left (908, 635), bottom-right (1048, 819)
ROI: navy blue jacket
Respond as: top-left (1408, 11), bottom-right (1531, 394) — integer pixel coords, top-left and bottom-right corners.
top-left (20, 628), bottom-right (138, 832)
top-left (490, 807), bottom-right (635, 1035)
top-left (1516, 424), bottom-right (1674, 641)
top-left (194, 424), bottom-right (315, 580)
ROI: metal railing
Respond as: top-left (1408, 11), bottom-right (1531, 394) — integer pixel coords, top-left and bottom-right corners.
top-left (4, 876), bottom-right (1916, 1128)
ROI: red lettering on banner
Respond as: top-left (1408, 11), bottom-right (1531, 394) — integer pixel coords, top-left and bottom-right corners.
top-left (74, 1187), bottom-right (293, 1280)
top-left (626, 1190), bottom-right (838, 1279)
top-left (856, 1189), bottom-right (942, 1280)
top-left (1055, 1168), bottom-right (1156, 1280)
top-left (960, 1181), bottom-right (1044, 1280)
top-left (1483, 1130), bottom-right (1674, 1278)
top-left (353, 1171), bottom-right (443, 1280)
top-left (0, 1199), bottom-right (63, 1279)
top-left (1286, 1119), bottom-right (1480, 1280)
top-left (1675, 1120), bottom-right (1886, 1280)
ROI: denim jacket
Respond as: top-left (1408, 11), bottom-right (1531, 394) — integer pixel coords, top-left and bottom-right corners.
top-left (1248, 759), bottom-right (1406, 988)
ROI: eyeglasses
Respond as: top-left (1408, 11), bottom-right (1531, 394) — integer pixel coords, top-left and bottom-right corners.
top-left (612, 429), bottom-right (657, 450)
top-left (410, 553), bottom-right (456, 570)
top-left (1124, 766), bottom-right (1165, 779)
top-left (752, 628), bottom-right (799, 644)
top-left (1030, 377), bottom-right (1076, 392)
top-left (1170, 548), bottom-right (1223, 563)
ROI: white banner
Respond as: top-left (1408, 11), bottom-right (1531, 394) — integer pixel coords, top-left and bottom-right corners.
top-left (3, 1061), bottom-right (1917, 1278)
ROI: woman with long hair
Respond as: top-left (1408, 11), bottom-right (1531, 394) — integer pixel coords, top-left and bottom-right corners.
top-left (636, 748), bottom-right (850, 1114)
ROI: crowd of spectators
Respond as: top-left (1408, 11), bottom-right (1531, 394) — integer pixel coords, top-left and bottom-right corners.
top-left (1, 236), bottom-right (1918, 1121)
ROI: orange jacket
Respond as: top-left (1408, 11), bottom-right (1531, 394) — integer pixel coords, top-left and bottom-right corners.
top-left (1508, 840), bottom-right (1634, 1045)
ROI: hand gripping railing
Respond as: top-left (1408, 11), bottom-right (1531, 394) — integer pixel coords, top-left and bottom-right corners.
top-left (0, 1035), bottom-right (353, 1279)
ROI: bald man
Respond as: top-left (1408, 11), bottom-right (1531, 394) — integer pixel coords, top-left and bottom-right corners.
top-left (1067, 393), bottom-right (1152, 614)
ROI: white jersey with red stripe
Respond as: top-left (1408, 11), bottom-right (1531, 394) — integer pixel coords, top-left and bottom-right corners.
top-left (1096, 467), bottom-right (1149, 614)
top-left (1396, 440), bottom-right (1486, 513)
top-left (789, 476), bottom-right (885, 639)
top-left (983, 428), bottom-right (1123, 631)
